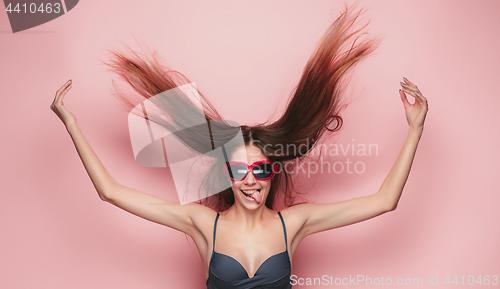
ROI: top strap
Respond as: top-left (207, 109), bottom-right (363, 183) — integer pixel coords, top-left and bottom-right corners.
top-left (213, 212), bottom-right (288, 251)
top-left (212, 212), bottom-right (220, 251)
top-left (277, 212), bottom-right (288, 251)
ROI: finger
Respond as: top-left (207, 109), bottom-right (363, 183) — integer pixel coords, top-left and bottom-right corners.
top-left (416, 93), bottom-right (428, 111)
top-left (403, 77), bottom-right (414, 86)
top-left (400, 81), bottom-right (425, 100)
top-left (399, 89), bottom-right (411, 108)
top-left (399, 82), bottom-right (416, 98)
top-left (403, 79), bottom-right (424, 101)
top-left (414, 89), bottom-right (426, 103)
top-left (52, 81), bottom-right (70, 105)
top-left (400, 80), bottom-right (419, 93)
top-left (401, 79), bottom-right (428, 108)
top-left (401, 86), bottom-right (421, 103)
top-left (56, 79), bottom-right (72, 95)
top-left (402, 78), bottom-right (421, 94)
top-left (408, 83), bottom-right (426, 103)
top-left (55, 80), bottom-right (72, 104)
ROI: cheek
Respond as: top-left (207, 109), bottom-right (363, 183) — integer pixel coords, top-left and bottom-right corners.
top-left (230, 183), bottom-right (242, 194)
top-left (262, 181), bottom-right (272, 191)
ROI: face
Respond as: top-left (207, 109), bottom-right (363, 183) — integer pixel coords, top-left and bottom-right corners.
top-left (227, 145), bottom-right (273, 209)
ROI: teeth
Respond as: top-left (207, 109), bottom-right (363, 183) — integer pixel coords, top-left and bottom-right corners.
top-left (242, 189), bottom-right (259, 196)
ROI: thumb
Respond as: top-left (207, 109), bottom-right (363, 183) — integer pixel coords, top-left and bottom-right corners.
top-left (399, 89), bottom-right (411, 109)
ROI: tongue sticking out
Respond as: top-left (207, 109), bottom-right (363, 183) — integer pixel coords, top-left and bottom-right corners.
top-left (250, 191), bottom-right (262, 202)
top-left (247, 190), bottom-right (262, 202)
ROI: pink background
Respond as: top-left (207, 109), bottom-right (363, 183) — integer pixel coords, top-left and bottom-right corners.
top-left (1, 0), bottom-right (499, 288)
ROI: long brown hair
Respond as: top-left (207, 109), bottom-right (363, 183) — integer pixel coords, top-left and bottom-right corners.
top-left (102, 7), bottom-right (380, 211)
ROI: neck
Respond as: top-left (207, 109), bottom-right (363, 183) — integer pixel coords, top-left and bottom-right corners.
top-left (225, 203), bottom-right (271, 228)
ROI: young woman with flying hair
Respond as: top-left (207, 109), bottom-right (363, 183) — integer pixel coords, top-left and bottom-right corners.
top-left (50, 7), bottom-right (428, 289)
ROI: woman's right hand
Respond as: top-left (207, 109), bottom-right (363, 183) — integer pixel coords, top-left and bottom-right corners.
top-left (50, 80), bottom-right (77, 128)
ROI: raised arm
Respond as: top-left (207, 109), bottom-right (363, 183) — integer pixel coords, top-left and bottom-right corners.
top-left (50, 80), bottom-right (213, 237)
top-left (287, 78), bottom-right (428, 238)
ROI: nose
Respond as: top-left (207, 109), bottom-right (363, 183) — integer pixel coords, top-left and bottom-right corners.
top-left (243, 171), bottom-right (257, 185)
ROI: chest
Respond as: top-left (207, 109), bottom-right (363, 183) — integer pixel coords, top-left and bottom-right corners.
top-left (222, 225), bottom-right (284, 265)
top-left (207, 215), bottom-right (290, 280)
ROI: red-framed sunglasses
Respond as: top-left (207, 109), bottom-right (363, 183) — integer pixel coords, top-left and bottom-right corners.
top-left (223, 160), bottom-right (278, 181)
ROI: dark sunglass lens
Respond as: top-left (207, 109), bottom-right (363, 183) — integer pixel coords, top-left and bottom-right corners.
top-left (227, 164), bottom-right (248, 180)
top-left (253, 163), bottom-right (274, 179)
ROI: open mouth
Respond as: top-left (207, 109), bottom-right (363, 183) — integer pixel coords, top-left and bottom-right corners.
top-left (241, 189), bottom-right (262, 202)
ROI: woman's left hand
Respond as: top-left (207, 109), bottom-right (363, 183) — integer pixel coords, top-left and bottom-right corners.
top-left (399, 77), bottom-right (429, 130)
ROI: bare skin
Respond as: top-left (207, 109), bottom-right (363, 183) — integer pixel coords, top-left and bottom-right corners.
top-left (50, 77), bottom-right (428, 280)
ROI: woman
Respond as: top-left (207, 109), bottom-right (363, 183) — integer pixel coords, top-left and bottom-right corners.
top-left (50, 8), bottom-right (428, 289)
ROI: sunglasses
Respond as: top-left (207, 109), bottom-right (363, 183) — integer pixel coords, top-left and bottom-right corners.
top-left (223, 160), bottom-right (278, 181)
